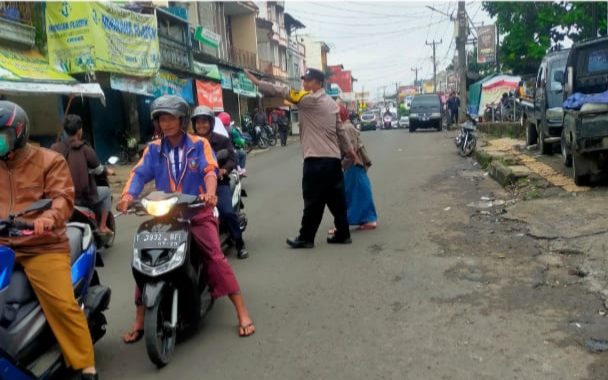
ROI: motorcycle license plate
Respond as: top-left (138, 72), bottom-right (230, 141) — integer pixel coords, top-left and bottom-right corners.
top-left (135, 231), bottom-right (187, 249)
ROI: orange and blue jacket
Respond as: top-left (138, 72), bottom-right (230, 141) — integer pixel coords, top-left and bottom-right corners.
top-left (122, 134), bottom-right (218, 198)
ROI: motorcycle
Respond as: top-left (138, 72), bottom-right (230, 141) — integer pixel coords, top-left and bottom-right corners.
top-left (383, 114), bottom-right (393, 129)
top-left (247, 124), bottom-right (269, 149)
top-left (128, 192), bottom-right (214, 368)
top-left (218, 170), bottom-right (248, 249)
top-left (0, 200), bottom-right (111, 380)
top-left (262, 124), bottom-right (277, 146)
top-left (71, 156), bottom-right (119, 250)
top-left (455, 114), bottom-right (477, 157)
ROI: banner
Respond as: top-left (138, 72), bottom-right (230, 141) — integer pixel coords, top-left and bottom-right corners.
top-left (0, 46), bottom-right (75, 82)
top-left (193, 61), bottom-right (221, 81)
top-left (46, 2), bottom-right (160, 76)
top-left (477, 25), bottom-right (496, 64)
top-left (220, 70), bottom-right (233, 90)
top-left (195, 80), bottom-right (223, 111)
top-left (110, 71), bottom-right (194, 104)
top-left (232, 72), bottom-right (257, 98)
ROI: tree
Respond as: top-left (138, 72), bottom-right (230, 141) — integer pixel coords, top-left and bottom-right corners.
top-left (482, 1), bottom-right (608, 75)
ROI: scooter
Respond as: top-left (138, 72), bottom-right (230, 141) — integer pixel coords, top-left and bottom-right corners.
top-left (383, 114), bottom-right (393, 129)
top-left (71, 157), bottom-right (119, 250)
top-left (455, 114), bottom-right (477, 157)
top-left (0, 200), bottom-right (111, 380)
top-left (128, 192), bottom-right (213, 368)
top-left (219, 170), bottom-right (248, 248)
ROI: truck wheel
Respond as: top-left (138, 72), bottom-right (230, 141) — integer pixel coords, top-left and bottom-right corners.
top-left (525, 120), bottom-right (537, 146)
top-left (572, 153), bottom-right (591, 186)
top-left (539, 127), bottom-right (552, 155)
top-left (561, 130), bottom-right (572, 167)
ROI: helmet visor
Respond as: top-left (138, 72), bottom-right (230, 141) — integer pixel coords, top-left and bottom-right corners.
top-left (0, 129), bottom-right (15, 157)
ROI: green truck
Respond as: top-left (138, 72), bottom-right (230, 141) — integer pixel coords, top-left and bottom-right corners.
top-left (561, 37), bottom-right (608, 185)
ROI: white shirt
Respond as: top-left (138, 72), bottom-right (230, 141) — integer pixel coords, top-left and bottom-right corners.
top-left (213, 117), bottom-right (229, 138)
top-left (168, 144), bottom-right (186, 180)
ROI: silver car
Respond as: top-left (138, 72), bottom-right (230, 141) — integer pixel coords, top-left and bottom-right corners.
top-left (398, 116), bottom-right (409, 128)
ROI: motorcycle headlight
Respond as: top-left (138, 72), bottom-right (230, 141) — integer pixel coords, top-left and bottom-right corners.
top-left (141, 197), bottom-right (178, 216)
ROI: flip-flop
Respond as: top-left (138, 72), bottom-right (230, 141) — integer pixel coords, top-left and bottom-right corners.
top-left (327, 228), bottom-right (337, 236)
top-left (238, 323), bottom-right (255, 337)
top-left (122, 329), bottom-right (144, 344)
top-left (356, 223), bottom-right (377, 231)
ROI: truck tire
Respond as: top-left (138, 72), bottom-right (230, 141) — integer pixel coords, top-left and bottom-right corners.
top-left (525, 119), bottom-right (537, 146)
top-left (572, 153), bottom-right (591, 186)
top-left (539, 127), bottom-right (552, 155)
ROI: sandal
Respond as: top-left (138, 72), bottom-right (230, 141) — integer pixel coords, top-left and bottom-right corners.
top-left (122, 329), bottom-right (144, 344)
top-left (327, 228), bottom-right (337, 236)
top-left (355, 223), bottom-right (377, 231)
top-left (238, 322), bottom-right (256, 337)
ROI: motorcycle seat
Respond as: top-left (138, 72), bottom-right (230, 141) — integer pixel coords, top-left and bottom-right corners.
top-left (0, 268), bottom-right (36, 328)
top-left (67, 225), bottom-right (84, 264)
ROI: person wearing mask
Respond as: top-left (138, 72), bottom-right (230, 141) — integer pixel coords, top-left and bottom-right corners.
top-left (192, 107), bottom-right (249, 259)
top-left (0, 101), bottom-right (99, 379)
top-left (118, 95), bottom-right (255, 342)
top-left (51, 114), bottom-right (114, 235)
top-left (245, 68), bottom-right (360, 248)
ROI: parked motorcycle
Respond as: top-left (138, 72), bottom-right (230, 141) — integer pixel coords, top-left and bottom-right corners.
top-left (262, 124), bottom-right (277, 146)
top-left (0, 200), bottom-right (111, 380)
top-left (71, 156), bottom-right (119, 250)
top-left (247, 123), bottom-right (269, 149)
top-left (128, 192), bottom-right (214, 368)
top-left (455, 114), bottom-right (477, 157)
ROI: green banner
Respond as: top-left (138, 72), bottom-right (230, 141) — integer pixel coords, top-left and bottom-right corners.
top-left (232, 72), bottom-right (257, 98)
top-left (194, 26), bottom-right (220, 49)
top-left (193, 61), bottom-right (221, 81)
top-left (0, 46), bottom-right (75, 83)
top-left (46, 2), bottom-right (160, 76)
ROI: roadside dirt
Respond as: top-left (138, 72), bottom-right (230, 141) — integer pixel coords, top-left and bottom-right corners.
top-left (423, 153), bottom-right (608, 379)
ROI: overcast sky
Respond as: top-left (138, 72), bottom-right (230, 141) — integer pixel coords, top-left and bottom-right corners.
top-left (285, 1), bottom-right (493, 100)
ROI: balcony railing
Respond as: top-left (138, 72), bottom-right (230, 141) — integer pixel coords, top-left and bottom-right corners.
top-left (159, 35), bottom-right (192, 71)
top-left (230, 47), bottom-right (257, 70)
top-left (0, 2), bottom-right (32, 25)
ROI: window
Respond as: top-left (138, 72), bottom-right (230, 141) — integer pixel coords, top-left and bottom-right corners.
top-left (587, 48), bottom-right (608, 73)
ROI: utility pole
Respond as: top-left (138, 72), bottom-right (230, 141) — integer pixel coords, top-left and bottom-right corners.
top-left (395, 81), bottom-right (399, 106)
top-left (411, 67), bottom-right (421, 93)
top-left (457, 1), bottom-right (468, 122)
top-left (426, 39), bottom-right (442, 93)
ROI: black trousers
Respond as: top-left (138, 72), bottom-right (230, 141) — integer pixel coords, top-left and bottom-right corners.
top-left (279, 127), bottom-right (288, 146)
top-left (299, 157), bottom-right (350, 242)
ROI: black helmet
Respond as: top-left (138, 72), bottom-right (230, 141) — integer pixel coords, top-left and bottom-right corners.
top-left (0, 101), bottom-right (29, 160)
top-left (190, 105), bottom-right (214, 134)
top-left (150, 95), bottom-right (190, 131)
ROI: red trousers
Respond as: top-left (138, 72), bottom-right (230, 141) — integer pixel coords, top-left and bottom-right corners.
top-left (134, 207), bottom-right (240, 302)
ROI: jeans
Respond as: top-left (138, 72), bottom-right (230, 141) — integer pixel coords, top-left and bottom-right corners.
top-left (217, 183), bottom-right (242, 241)
top-left (236, 149), bottom-right (247, 169)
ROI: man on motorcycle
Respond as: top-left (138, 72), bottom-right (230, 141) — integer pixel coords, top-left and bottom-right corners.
top-left (253, 108), bottom-right (267, 127)
top-left (192, 107), bottom-right (249, 259)
top-left (219, 112), bottom-right (247, 176)
top-left (50, 114), bottom-right (114, 235)
top-left (117, 95), bottom-right (255, 341)
top-left (0, 101), bottom-right (98, 379)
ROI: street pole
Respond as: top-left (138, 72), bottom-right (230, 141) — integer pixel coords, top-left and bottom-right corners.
top-left (426, 40), bottom-right (442, 93)
top-left (411, 67), bottom-right (421, 93)
top-left (457, 1), bottom-right (468, 122)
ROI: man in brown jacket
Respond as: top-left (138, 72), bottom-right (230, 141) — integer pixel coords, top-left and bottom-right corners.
top-left (0, 101), bottom-right (98, 379)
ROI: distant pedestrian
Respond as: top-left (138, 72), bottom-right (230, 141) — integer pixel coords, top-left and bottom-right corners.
top-left (333, 105), bottom-right (377, 232)
top-left (245, 68), bottom-right (360, 248)
top-left (447, 91), bottom-right (460, 127)
top-left (278, 110), bottom-right (290, 146)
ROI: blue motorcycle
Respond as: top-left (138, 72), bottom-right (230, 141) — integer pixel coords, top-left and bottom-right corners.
top-left (0, 200), bottom-right (111, 380)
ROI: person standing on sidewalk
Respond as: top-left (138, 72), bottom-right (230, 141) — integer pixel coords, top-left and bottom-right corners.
top-left (245, 68), bottom-right (360, 248)
top-left (278, 110), bottom-right (290, 146)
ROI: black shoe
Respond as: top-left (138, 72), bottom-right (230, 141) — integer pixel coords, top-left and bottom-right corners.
top-left (327, 235), bottom-right (352, 244)
top-left (286, 237), bottom-right (314, 249)
top-left (81, 373), bottom-right (99, 380)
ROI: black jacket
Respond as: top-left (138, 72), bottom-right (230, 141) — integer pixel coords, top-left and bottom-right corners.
top-left (207, 132), bottom-right (237, 184)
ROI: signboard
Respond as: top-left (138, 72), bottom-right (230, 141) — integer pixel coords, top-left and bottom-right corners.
top-left (194, 26), bottom-right (220, 49)
top-left (477, 25), bottom-right (496, 64)
top-left (220, 70), bottom-right (233, 90)
top-left (399, 85), bottom-right (417, 97)
top-left (110, 70), bottom-right (194, 104)
top-left (195, 80), bottom-right (223, 111)
top-left (46, 2), bottom-right (160, 76)
top-left (232, 72), bottom-right (257, 98)
top-left (0, 46), bottom-right (75, 83)
top-left (193, 61), bottom-right (221, 81)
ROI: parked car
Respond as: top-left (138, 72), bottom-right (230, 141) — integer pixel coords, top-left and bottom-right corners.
top-left (518, 49), bottom-right (569, 154)
top-left (360, 112), bottom-right (377, 131)
top-left (390, 112), bottom-right (399, 128)
top-left (398, 116), bottom-right (409, 128)
top-left (409, 94), bottom-right (443, 132)
top-left (561, 37), bottom-right (608, 185)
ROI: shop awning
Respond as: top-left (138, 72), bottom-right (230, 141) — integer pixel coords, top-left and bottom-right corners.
top-left (0, 46), bottom-right (106, 104)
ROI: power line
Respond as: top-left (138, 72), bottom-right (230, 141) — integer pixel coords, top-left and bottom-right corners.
top-left (306, 1), bottom-right (428, 19)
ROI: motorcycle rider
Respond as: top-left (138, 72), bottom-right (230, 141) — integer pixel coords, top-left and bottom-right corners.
top-left (0, 101), bottom-right (98, 379)
top-left (192, 106), bottom-right (249, 259)
top-left (117, 95), bottom-right (255, 342)
top-left (220, 111), bottom-right (247, 176)
top-left (50, 114), bottom-right (114, 235)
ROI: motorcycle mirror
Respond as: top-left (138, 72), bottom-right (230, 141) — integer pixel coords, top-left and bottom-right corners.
top-left (17, 199), bottom-right (52, 216)
top-left (107, 156), bottom-right (119, 165)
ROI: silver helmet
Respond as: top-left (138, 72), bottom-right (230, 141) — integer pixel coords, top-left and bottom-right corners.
top-left (150, 95), bottom-right (190, 131)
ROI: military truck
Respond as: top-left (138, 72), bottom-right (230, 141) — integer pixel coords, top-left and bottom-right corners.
top-left (519, 49), bottom-right (569, 155)
top-left (561, 37), bottom-right (608, 185)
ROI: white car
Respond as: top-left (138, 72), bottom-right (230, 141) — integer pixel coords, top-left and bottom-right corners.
top-left (398, 116), bottom-right (409, 128)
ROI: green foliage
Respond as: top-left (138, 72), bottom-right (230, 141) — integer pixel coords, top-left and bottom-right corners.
top-left (482, 1), bottom-right (608, 75)
top-left (398, 104), bottom-right (409, 117)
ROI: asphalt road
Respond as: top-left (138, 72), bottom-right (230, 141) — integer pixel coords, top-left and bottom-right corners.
top-left (92, 128), bottom-right (598, 379)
